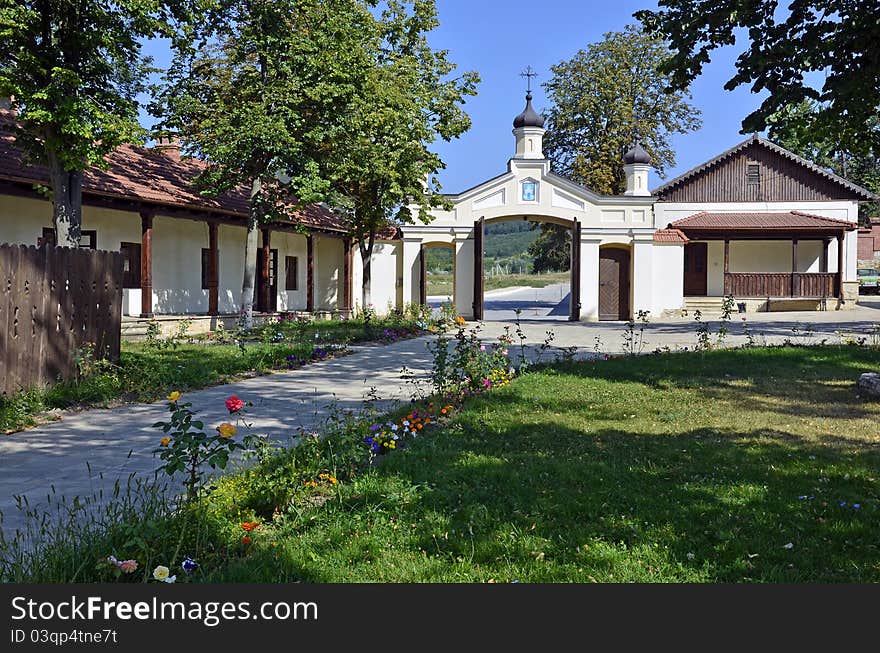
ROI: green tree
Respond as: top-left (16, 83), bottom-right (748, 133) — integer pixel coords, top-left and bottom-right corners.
top-left (155, 0), bottom-right (373, 326)
top-left (636, 0), bottom-right (880, 156)
top-left (527, 222), bottom-right (570, 273)
top-left (0, 1), bottom-right (185, 247)
top-left (542, 24), bottom-right (701, 195)
top-left (766, 101), bottom-right (880, 224)
top-left (315, 0), bottom-right (478, 308)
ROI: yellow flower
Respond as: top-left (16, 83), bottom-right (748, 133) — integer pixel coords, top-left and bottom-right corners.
top-left (217, 422), bottom-right (237, 439)
top-left (167, 391), bottom-right (181, 403)
top-left (153, 565), bottom-right (170, 581)
top-left (160, 437), bottom-right (171, 447)
top-left (455, 316), bottom-right (466, 325)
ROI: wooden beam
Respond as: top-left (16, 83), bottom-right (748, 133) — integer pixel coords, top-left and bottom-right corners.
top-left (837, 235), bottom-right (844, 299)
top-left (419, 244), bottom-right (427, 306)
top-left (259, 228), bottom-right (271, 313)
top-left (723, 239), bottom-right (731, 295)
top-left (307, 234), bottom-right (315, 312)
top-left (208, 222), bottom-right (219, 315)
top-left (140, 212), bottom-right (154, 317)
top-left (791, 239), bottom-right (798, 297)
top-left (821, 239), bottom-right (829, 273)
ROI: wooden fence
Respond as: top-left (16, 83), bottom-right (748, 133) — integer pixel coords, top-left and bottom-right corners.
top-left (724, 272), bottom-right (838, 298)
top-left (0, 244), bottom-right (123, 397)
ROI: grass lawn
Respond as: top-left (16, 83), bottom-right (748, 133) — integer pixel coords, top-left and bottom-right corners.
top-left (11, 345), bottom-right (878, 584)
top-left (427, 271), bottom-right (569, 296)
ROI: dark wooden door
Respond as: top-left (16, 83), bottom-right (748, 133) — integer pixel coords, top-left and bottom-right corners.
top-left (599, 248), bottom-right (630, 321)
top-left (683, 242), bottom-right (708, 296)
top-left (473, 218), bottom-right (484, 320)
top-left (569, 219), bottom-right (581, 321)
top-left (256, 248), bottom-right (278, 312)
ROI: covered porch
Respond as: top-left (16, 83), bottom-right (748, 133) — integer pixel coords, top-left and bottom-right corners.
top-left (672, 211), bottom-right (857, 302)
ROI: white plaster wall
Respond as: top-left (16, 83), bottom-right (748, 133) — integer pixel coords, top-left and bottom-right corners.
top-left (314, 236), bottom-right (342, 311)
top-left (632, 239), bottom-right (654, 315)
top-left (579, 239), bottom-right (600, 322)
top-left (152, 216), bottom-right (208, 314)
top-left (271, 231), bottom-right (308, 311)
top-left (401, 239), bottom-right (422, 308)
top-left (651, 244), bottom-right (684, 314)
top-left (217, 224), bottom-right (245, 314)
top-left (726, 240), bottom-right (821, 273)
top-left (352, 241), bottom-right (401, 314)
top-left (707, 241), bottom-right (724, 296)
top-left (454, 237), bottom-right (475, 318)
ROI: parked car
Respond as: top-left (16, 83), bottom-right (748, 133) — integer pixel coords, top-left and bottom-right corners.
top-left (858, 267), bottom-right (879, 294)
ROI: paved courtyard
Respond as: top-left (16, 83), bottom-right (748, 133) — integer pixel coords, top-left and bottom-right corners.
top-left (1, 297), bottom-right (878, 539)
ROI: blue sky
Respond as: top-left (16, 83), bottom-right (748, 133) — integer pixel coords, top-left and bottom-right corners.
top-left (142, 0), bottom-right (766, 193)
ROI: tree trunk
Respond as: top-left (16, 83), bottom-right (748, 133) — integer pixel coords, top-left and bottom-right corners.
top-left (240, 178), bottom-right (263, 329)
top-left (359, 233), bottom-right (375, 310)
top-left (46, 150), bottom-right (82, 248)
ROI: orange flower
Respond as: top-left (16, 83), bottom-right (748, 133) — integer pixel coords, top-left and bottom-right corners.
top-left (241, 521), bottom-right (259, 532)
top-left (425, 418), bottom-right (431, 425)
top-left (160, 437), bottom-right (171, 446)
top-left (416, 424), bottom-right (423, 430)
top-left (242, 535), bottom-right (252, 545)
top-left (217, 422), bottom-right (237, 439)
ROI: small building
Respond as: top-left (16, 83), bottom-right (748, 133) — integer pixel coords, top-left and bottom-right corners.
top-left (0, 113), bottom-right (403, 329)
top-left (858, 218), bottom-right (880, 263)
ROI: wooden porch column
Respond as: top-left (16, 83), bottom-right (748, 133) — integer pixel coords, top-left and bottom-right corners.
top-left (837, 234), bottom-right (844, 299)
top-left (207, 222), bottom-right (219, 316)
top-left (306, 234), bottom-right (315, 312)
top-left (343, 237), bottom-right (353, 314)
top-left (791, 239), bottom-right (799, 297)
top-left (140, 212), bottom-right (154, 317)
top-left (821, 239), bottom-right (829, 273)
top-left (723, 239), bottom-right (730, 295)
top-left (259, 228), bottom-right (271, 313)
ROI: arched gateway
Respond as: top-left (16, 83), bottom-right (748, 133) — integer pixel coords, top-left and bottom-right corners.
top-left (401, 91), bottom-right (656, 321)
top-left (396, 93), bottom-right (865, 321)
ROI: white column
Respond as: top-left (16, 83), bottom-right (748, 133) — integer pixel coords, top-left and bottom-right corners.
top-left (401, 238), bottom-right (422, 307)
top-left (632, 237), bottom-right (654, 316)
top-left (454, 236), bottom-right (475, 319)
top-left (579, 237), bottom-right (601, 321)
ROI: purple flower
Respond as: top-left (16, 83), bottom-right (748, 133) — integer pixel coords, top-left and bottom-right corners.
top-left (182, 557), bottom-right (198, 574)
top-left (853, 503), bottom-right (861, 509)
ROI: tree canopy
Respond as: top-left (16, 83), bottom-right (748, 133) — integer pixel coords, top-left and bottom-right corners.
top-left (542, 24), bottom-right (701, 196)
top-left (0, 0), bottom-right (186, 246)
top-left (312, 0), bottom-right (478, 306)
top-left (636, 0), bottom-right (880, 156)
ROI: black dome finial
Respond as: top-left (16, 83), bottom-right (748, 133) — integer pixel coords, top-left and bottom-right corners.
top-left (624, 138), bottom-right (651, 165)
top-left (513, 91), bottom-right (545, 129)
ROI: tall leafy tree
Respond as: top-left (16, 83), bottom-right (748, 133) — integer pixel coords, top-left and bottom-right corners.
top-left (527, 222), bottom-right (569, 274)
top-left (766, 101), bottom-right (880, 224)
top-left (542, 24), bottom-right (701, 196)
top-left (636, 0), bottom-right (880, 156)
top-left (314, 0), bottom-right (478, 308)
top-left (155, 0), bottom-right (374, 326)
top-left (0, 1), bottom-right (185, 247)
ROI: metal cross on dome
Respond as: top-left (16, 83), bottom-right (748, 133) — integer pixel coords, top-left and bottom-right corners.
top-left (520, 66), bottom-right (538, 94)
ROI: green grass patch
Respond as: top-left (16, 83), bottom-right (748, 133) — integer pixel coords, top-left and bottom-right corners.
top-left (4, 345), bottom-right (879, 582)
top-left (427, 271), bottom-right (569, 296)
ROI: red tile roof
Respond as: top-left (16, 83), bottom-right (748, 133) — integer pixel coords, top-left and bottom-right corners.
top-left (669, 211), bottom-right (857, 231)
top-left (653, 228), bottom-right (689, 243)
top-left (0, 113), bottom-right (348, 234)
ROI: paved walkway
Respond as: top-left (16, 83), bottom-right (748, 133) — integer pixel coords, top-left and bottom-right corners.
top-left (2, 299), bottom-right (878, 538)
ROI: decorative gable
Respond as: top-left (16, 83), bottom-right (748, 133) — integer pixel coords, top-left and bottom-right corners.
top-left (654, 136), bottom-right (876, 203)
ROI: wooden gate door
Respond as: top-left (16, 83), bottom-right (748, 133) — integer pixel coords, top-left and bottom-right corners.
top-left (683, 242), bottom-right (708, 296)
top-left (256, 248), bottom-right (278, 312)
top-left (473, 218), bottom-right (484, 320)
top-left (599, 248), bottom-right (630, 321)
top-left (569, 219), bottom-right (581, 321)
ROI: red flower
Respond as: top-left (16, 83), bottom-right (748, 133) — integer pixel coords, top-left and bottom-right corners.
top-left (226, 396), bottom-right (244, 413)
top-left (242, 535), bottom-right (252, 545)
top-left (241, 521), bottom-right (259, 532)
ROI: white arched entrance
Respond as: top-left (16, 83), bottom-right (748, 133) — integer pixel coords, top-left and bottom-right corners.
top-left (401, 92), bottom-right (655, 321)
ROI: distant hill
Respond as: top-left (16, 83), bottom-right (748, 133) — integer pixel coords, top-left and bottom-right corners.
top-left (425, 221), bottom-right (538, 272)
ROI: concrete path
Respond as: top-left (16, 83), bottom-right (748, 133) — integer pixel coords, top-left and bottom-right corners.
top-left (0, 337), bottom-right (437, 538)
top-left (2, 298), bottom-right (878, 539)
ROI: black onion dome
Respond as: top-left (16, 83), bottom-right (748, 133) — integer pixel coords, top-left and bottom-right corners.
top-left (624, 141), bottom-right (651, 165)
top-left (513, 92), bottom-right (545, 129)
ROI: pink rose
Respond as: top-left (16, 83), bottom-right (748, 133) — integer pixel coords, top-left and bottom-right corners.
top-left (225, 396), bottom-right (244, 413)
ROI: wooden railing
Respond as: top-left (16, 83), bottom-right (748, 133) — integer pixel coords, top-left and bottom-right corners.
top-left (724, 272), bottom-right (838, 298)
